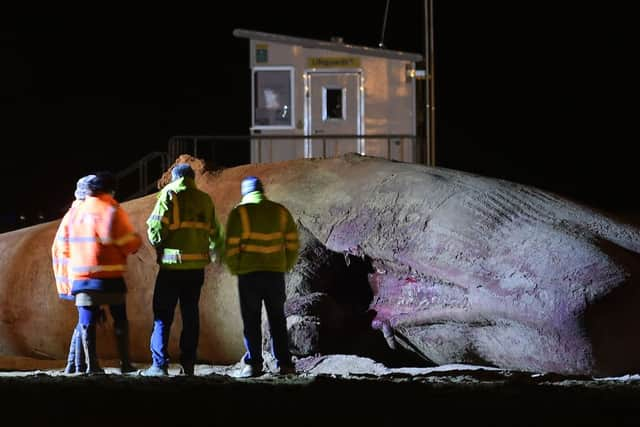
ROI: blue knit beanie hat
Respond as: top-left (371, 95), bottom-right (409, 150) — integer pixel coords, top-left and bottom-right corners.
top-left (171, 164), bottom-right (195, 181)
top-left (74, 174), bottom-right (96, 200)
top-left (241, 176), bottom-right (263, 196)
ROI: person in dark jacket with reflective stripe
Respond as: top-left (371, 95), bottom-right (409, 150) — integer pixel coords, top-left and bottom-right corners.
top-left (140, 163), bottom-right (224, 376)
top-left (225, 176), bottom-right (299, 378)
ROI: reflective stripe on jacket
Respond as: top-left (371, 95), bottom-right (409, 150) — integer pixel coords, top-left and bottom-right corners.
top-left (224, 191), bottom-right (299, 275)
top-left (51, 200), bottom-right (82, 299)
top-left (146, 176), bottom-right (224, 270)
top-left (67, 194), bottom-right (142, 284)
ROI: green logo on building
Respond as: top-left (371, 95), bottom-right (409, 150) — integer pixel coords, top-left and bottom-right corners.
top-left (256, 44), bottom-right (268, 63)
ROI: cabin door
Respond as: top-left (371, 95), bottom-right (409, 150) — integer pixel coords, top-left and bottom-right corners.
top-left (305, 72), bottom-right (363, 158)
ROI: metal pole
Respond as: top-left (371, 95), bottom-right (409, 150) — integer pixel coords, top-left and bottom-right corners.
top-left (379, 0), bottom-right (391, 48)
top-left (425, 0), bottom-right (436, 166)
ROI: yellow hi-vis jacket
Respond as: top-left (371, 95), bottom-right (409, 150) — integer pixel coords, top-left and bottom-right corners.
top-left (147, 176), bottom-right (224, 270)
top-left (224, 191), bottom-right (299, 275)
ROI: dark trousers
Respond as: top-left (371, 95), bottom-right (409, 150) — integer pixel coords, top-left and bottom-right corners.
top-left (238, 271), bottom-right (291, 368)
top-left (77, 304), bottom-right (128, 372)
top-left (78, 303), bottom-right (128, 328)
top-left (149, 269), bottom-right (204, 368)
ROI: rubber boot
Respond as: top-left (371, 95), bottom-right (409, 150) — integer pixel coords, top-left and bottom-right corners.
top-left (80, 324), bottom-right (104, 374)
top-left (74, 323), bottom-right (87, 373)
top-left (63, 326), bottom-right (79, 374)
top-left (114, 325), bottom-right (135, 373)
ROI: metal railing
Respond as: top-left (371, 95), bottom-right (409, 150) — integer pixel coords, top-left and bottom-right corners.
top-left (115, 151), bottom-right (170, 201)
top-left (115, 134), bottom-right (424, 202)
top-left (168, 134), bottom-right (424, 166)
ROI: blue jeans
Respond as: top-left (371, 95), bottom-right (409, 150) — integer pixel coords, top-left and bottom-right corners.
top-left (149, 269), bottom-right (204, 368)
top-left (238, 271), bottom-right (292, 368)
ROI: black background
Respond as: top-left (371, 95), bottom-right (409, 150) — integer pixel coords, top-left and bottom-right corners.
top-left (1, 3), bottom-right (637, 229)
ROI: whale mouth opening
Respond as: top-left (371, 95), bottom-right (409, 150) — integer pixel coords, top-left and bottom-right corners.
top-left (326, 251), bottom-right (432, 367)
top-left (286, 226), bottom-right (431, 368)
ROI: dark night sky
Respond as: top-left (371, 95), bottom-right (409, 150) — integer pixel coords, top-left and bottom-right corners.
top-left (1, 3), bottom-right (638, 228)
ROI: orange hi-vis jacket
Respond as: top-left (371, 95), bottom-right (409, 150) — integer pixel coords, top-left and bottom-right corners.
top-left (65, 193), bottom-right (141, 286)
top-left (51, 199), bottom-right (82, 299)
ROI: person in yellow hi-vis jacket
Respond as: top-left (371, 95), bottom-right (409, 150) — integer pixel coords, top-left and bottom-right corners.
top-left (225, 176), bottom-right (299, 378)
top-left (140, 163), bottom-right (224, 376)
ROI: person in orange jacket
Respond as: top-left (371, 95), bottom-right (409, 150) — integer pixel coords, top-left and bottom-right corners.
top-left (63, 171), bottom-right (142, 373)
top-left (52, 174), bottom-right (94, 374)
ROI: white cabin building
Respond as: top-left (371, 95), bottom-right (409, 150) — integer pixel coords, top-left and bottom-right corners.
top-left (233, 29), bottom-right (423, 164)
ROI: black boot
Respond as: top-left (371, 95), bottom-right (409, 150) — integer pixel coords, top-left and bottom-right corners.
top-left (80, 324), bottom-right (104, 374)
top-left (114, 325), bottom-right (135, 373)
top-left (63, 326), bottom-right (79, 374)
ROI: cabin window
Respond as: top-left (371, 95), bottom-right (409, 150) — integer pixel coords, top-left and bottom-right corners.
top-left (252, 67), bottom-right (294, 128)
top-left (323, 87), bottom-right (345, 120)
